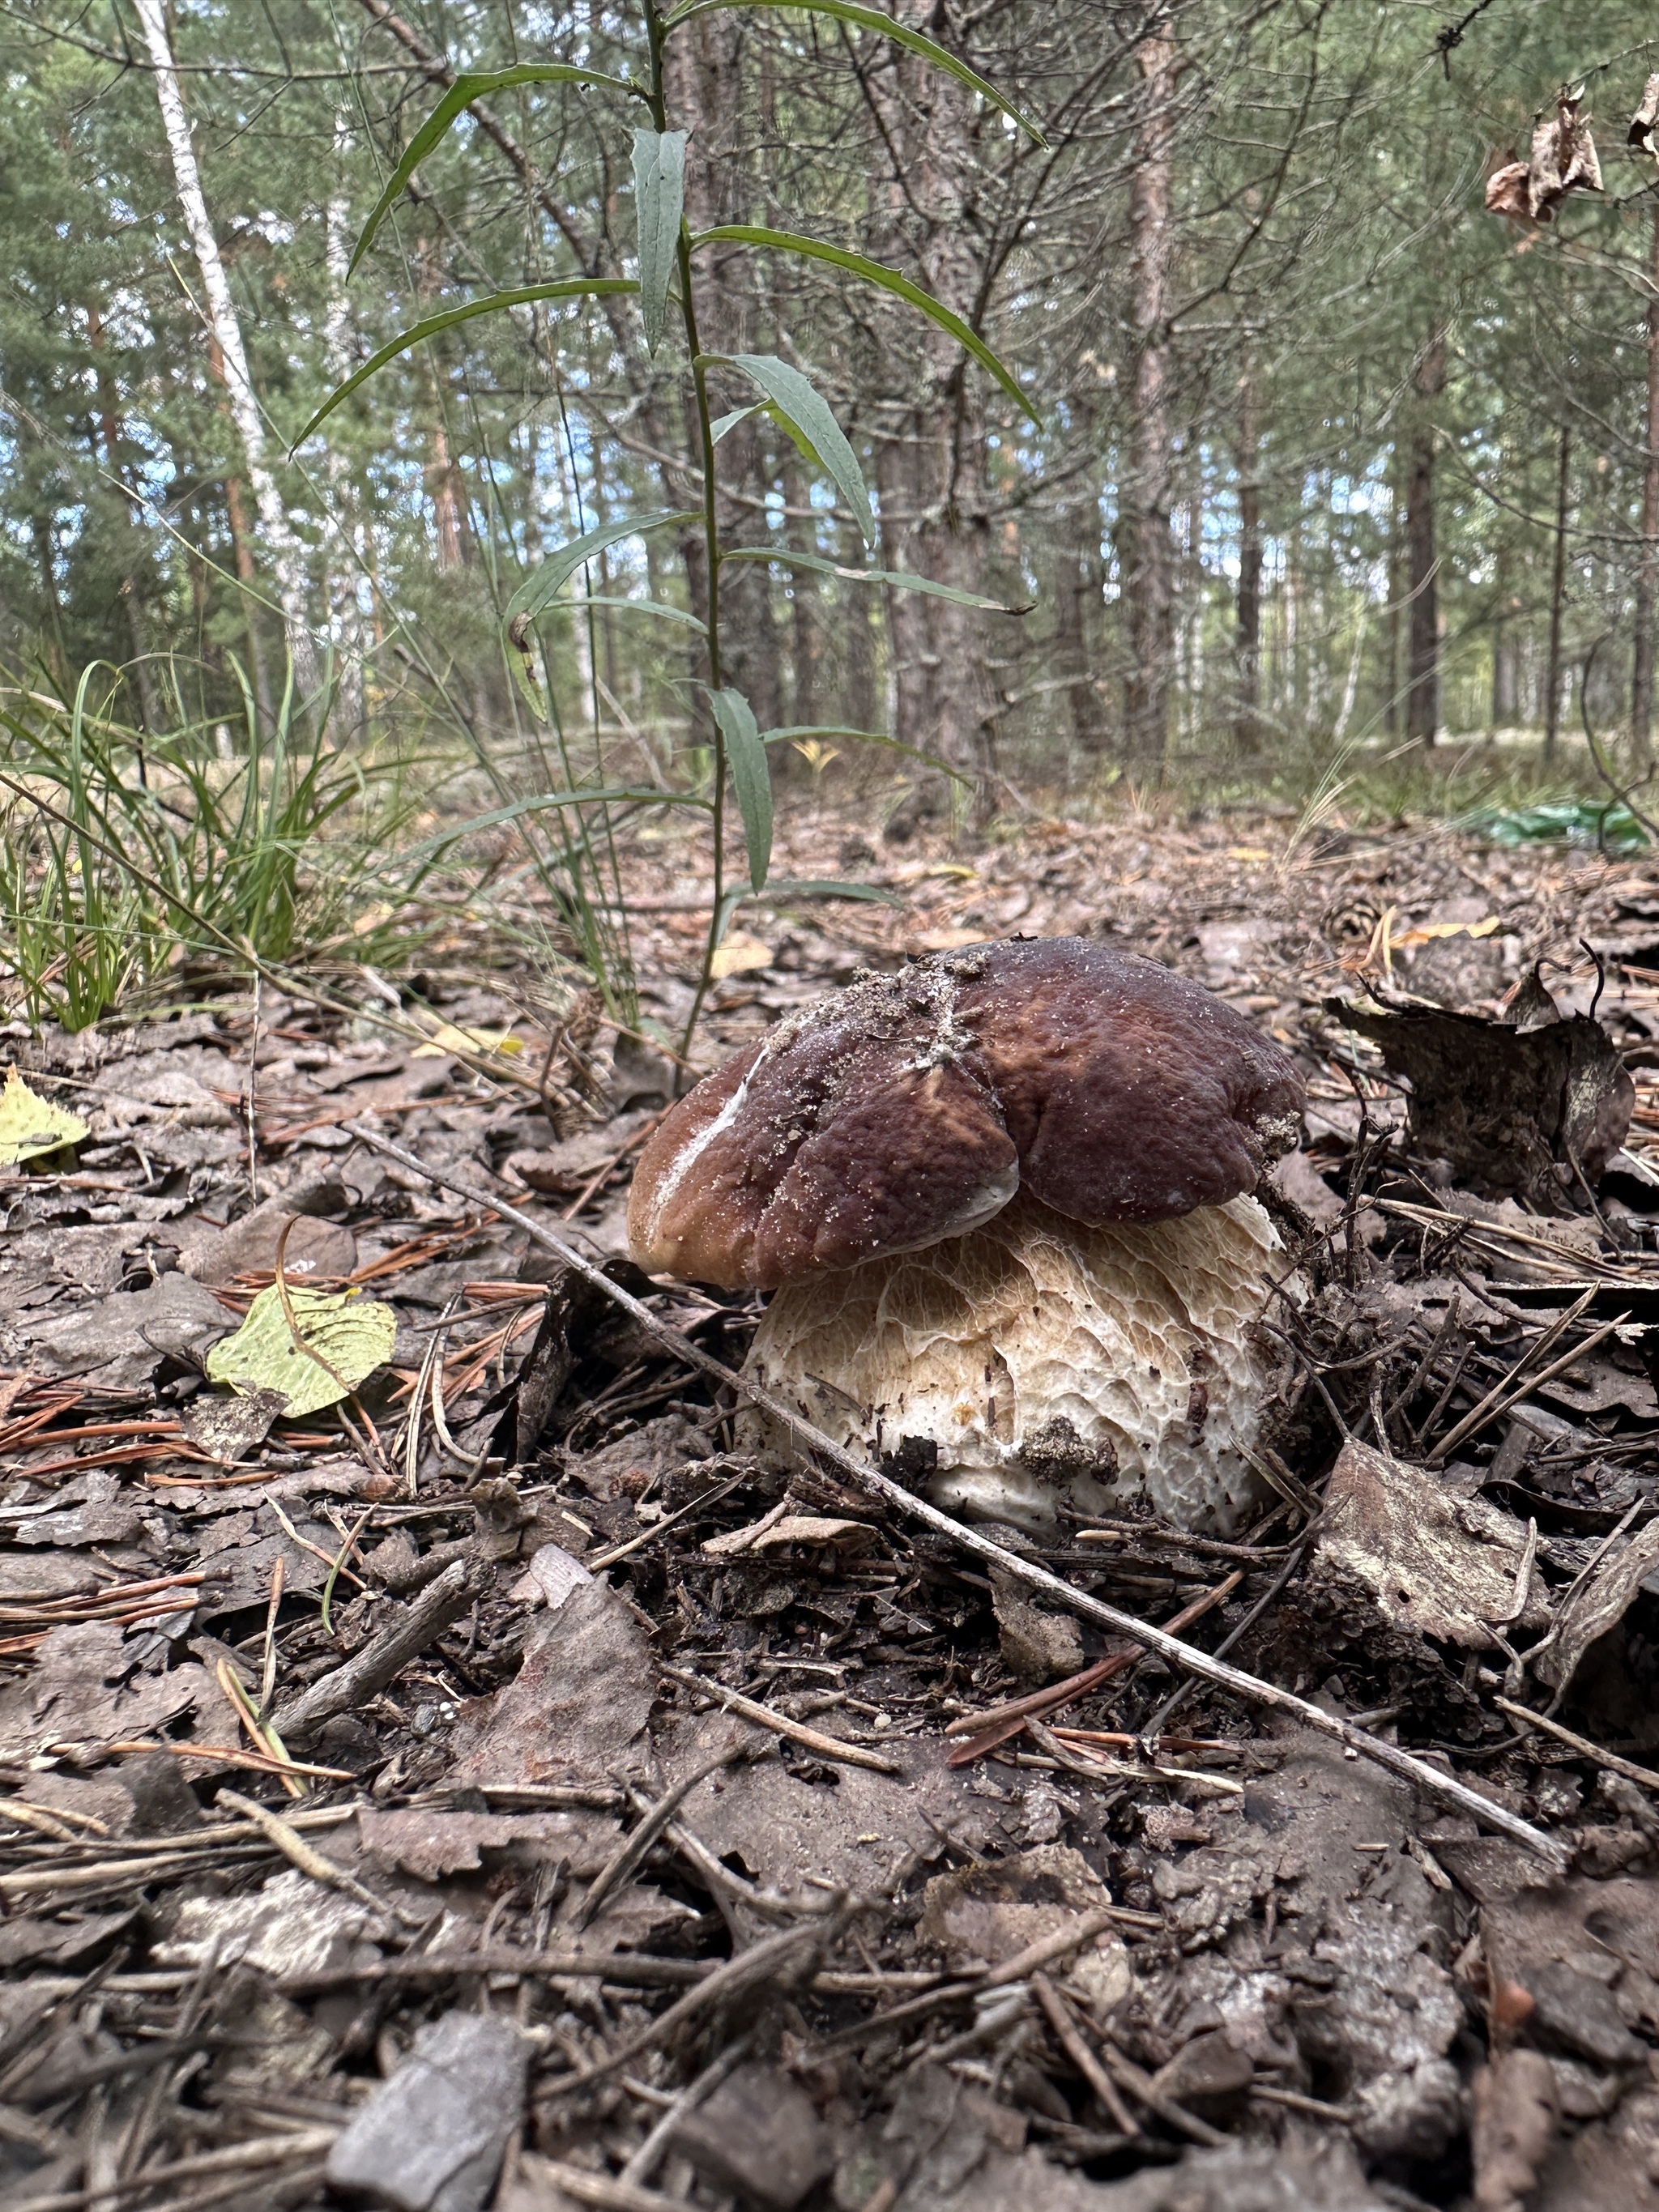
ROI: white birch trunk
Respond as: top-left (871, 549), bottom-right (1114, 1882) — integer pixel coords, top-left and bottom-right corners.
top-left (131, 0), bottom-right (316, 694)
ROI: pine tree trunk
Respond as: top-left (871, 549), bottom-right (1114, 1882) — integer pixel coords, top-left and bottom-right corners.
top-left (864, 10), bottom-right (998, 819)
top-left (1545, 422), bottom-right (1572, 761)
top-left (1385, 471), bottom-right (1402, 739)
top-left (131, 0), bottom-right (314, 694)
top-left (85, 305), bottom-right (160, 732)
top-left (1405, 329), bottom-right (1446, 745)
top-left (1118, 23), bottom-right (1179, 772)
top-left (1234, 355), bottom-right (1263, 757)
top-left (1633, 197), bottom-right (1659, 764)
top-left (1052, 487), bottom-right (1105, 756)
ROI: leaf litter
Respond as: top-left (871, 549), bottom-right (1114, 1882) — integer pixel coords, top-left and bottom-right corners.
top-left (7, 808), bottom-right (1659, 2206)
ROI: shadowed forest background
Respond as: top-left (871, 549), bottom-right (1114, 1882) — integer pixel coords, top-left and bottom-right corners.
top-left (2, 0), bottom-right (1659, 1028)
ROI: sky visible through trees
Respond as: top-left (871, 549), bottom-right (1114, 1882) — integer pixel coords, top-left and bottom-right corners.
top-left (2, 0), bottom-right (1658, 802)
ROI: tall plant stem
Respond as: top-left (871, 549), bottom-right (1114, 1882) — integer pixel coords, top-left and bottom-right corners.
top-left (650, 1), bottom-right (727, 1065)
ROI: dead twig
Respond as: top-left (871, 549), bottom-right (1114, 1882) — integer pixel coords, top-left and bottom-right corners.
top-left (1495, 1698), bottom-right (1659, 1794)
top-left (270, 1554), bottom-right (489, 1738)
top-left (1030, 1973), bottom-right (1141, 2137)
top-left (661, 1665), bottom-right (904, 1775)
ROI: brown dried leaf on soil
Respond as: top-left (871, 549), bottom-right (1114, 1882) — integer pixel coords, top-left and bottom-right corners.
top-left (1317, 1437), bottom-right (1549, 1648)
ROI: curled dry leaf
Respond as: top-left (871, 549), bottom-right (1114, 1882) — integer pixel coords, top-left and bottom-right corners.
top-left (1529, 1514), bottom-right (1659, 1694)
top-left (1317, 1438), bottom-right (1549, 1650)
top-left (1328, 979), bottom-right (1632, 1210)
top-left (1486, 88), bottom-right (1601, 224)
top-left (1630, 70), bottom-right (1659, 158)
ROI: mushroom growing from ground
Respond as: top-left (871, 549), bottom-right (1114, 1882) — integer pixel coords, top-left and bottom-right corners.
top-left (628, 937), bottom-right (1306, 1532)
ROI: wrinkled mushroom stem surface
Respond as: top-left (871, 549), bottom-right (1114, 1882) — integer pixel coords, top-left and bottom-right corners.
top-left (741, 1187), bottom-right (1289, 1533)
top-left (626, 938), bottom-right (1306, 1533)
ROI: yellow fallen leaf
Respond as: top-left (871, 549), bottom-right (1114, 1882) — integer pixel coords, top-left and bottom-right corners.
top-left (1395, 917), bottom-right (1499, 948)
top-left (412, 1021), bottom-right (525, 1059)
top-left (710, 932), bottom-right (774, 978)
top-left (912, 927), bottom-right (990, 953)
top-left (1227, 846), bottom-right (1273, 862)
top-left (0, 1068), bottom-right (88, 1166)
top-left (206, 1283), bottom-right (397, 1420)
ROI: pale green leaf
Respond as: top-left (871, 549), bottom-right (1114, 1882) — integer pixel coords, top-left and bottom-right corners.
top-left (633, 128), bottom-right (688, 353)
top-left (505, 511), bottom-right (703, 627)
top-left (709, 687), bottom-right (773, 892)
top-left (0, 1068), bottom-right (87, 1165)
top-left (660, 0), bottom-right (1044, 142)
top-left (710, 402), bottom-right (765, 443)
top-left (750, 876), bottom-right (902, 905)
top-left (694, 226), bottom-right (1038, 424)
top-left (207, 1284), bottom-right (398, 1420)
top-left (723, 543), bottom-right (1033, 613)
top-left (294, 280), bottom-right (637, 445)
top-left (399, 784), bottom-right (710, 867)
top-left (727, 353), bottom-right (874, 543)
top-left (351, 64), bottom-right (646, 277)
top-left (567, 595), bottom-right (707, 633)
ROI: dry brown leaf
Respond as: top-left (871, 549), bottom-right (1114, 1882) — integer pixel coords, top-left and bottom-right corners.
top-left (1318, 1438), bottom-right (1548, 1649)
top-left (1486, 88), bottom-right (1601, 225)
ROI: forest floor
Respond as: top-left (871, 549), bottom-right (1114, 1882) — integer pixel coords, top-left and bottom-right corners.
top-left (6, 799), bottom-right (1659, 2212)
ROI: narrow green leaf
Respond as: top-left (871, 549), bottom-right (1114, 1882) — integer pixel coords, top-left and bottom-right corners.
top-left (661, 0), bottom-right (1044, 143)
top-left (633, 127), bottom-right (688, 353)
top-left (748, 876), bottom-right (902, 906)
top-left (723, 543), bottom-right (1033, 615)
top-left (567, 595), bottom-right (707, 633)
top-left (399, 785), bottom-right (709, 867)
top-left (351, 63), bottom-right (646, 277)
top-left (505, 510), bottom-right (702, 627)
top-left (709, 687), bottom-right (773, 893)
top-left (710, 402), bottom-right (765, 443)
top-left (696, 226), bottom-right (1038, 425)
top-left (727, 353), bottom-right (873, 544)
top-left (293, 280), bottom-right (637, 445)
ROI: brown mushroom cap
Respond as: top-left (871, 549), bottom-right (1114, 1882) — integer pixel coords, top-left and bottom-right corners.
top-left (629, 936), bottom-right (1305, 1291)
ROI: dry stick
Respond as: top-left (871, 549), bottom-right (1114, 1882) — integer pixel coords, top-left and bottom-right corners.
top-left (980, 1905), bottom-right (1123, 1988)
top-left (662, 1665), bottom-right (903, 1775)
top-left (945, 1572), bottom-right (1243, 1764)
top-left (0, 2127), bottom-right (339, 2212)
top-left (574, 1745), bottom-right (745, 1933)
top-left (1430, 1308), bottom-right (1631, 1465)
top-left (539, 1915), bottom-right (838, 2095)
top-left (279, 1948), bottom-right (714, 1997)
top-left (524, 2168), bottom-right (683, 2212)
top-left (1030, 1973), bottom-right (1141, 2137)
top-left (1428, 1285), bottom-right (1599, 1463)
top-left (214, 1788), bottom-right (412, 1927)
top-left (1090, 2030), bottom-right (1229, 2150)
top-left (339, 1122), bottom-right (1568, 1871)
top-left (618, 2034), bottom-right (752, 2189)
top-left (271, 1554), bottom-right (488, 1737)
top-left (1494, 1698), bottom-right (1659, 1794)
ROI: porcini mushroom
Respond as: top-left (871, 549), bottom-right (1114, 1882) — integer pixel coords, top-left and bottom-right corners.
top-left (628, 937), bottom-right (1306, 1532)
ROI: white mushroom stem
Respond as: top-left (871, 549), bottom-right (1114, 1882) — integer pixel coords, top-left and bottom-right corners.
top-left (742, 1191), bottom-right (1293, 1534)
